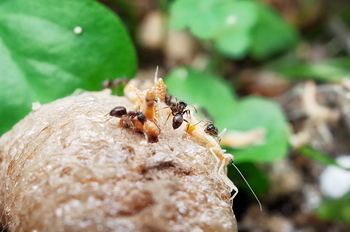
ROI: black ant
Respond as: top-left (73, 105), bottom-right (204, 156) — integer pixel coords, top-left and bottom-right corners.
top-left (108, 106), bottom-right (160, 143)
top-left (204, 122), bottom-right (221, 142)
top-left (109, 106), bottom-right (146, 130)
top-left (165, 95), bottom-right (191, 129)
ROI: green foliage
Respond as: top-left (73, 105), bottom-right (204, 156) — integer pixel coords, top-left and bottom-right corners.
top-left (170, 0), bottom-right (298, 59)
top-left (165, 67), bottom-right (289, 164)
top-left (298, 146), bottom-right (350, 170)
top-left (0, 0), bottom-right (137, 135)
top-left (268, 57), bottom-right (350, 82)
top-left (317, 192), bottom-right (350, 224)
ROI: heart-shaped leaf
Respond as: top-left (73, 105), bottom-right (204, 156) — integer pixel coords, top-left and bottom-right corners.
top-left (0, 0), bottom-right (137, 135)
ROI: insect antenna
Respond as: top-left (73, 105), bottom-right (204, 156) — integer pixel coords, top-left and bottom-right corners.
top-left (231, 163), bottom-right (263, 211)
top-left (188, 104), bottom-right (198, 113)
top-left (218, 128), bottom-right (227, 138)
top-left (154, 66), bottom-right (159, 83)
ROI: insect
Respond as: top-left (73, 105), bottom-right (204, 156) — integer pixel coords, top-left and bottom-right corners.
top-left (204, 122), bottom-right (222, 142)
top-left (123, 80), bottom-right (146, 109)
top-left (152, 67), bottom-right (167, 103)
top-left (109, 106), bottom-right (146, 131)
top-left (185, 121), bottom-right (236, 192)
top-left (144, 88), bottom-right (156, 121)
top-left (165, 96), bottom-right (191, 129)
top-left (109, 106), bottom-right (160, 143)
top-left (185, 121), bottom-right (262, 210)
top-left (143, 120), bottom-right (160, 143)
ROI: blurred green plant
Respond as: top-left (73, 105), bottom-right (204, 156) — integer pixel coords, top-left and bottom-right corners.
top-left (170, 0), bottom-right (298, 59)
top-left (268, 57), bottom-right (350, 82)
top-left (0, 0), bottom-right (137, 135)
top-left (317, 192), bottom-right (350, 224)
top-left (299, 145), bottom-right (350, 170)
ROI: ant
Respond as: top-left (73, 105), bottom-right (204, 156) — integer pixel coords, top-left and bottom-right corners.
top-left (204, 122), bottom-right (222, 142)
top-left (108, 106), bottom-right (160, 143)
top-left (109, 106), bottom-right (146, 131)
top-left (165, 95), bottom-right (191, 130)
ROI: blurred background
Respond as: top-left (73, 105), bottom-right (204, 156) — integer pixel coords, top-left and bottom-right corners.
top-left (2, 0), bottom-right (350, 231)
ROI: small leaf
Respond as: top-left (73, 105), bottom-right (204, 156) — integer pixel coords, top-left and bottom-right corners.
top-left (212, 1), bottom-right (257, 58)
top-left (170, 0), bottom-right (296, 59)
top-left (0, 0), bottom-right (137, 135)
top-left (170, 0), bottom-right (257, 41)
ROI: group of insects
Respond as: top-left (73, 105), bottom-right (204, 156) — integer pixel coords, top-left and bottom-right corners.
top-left (106, 73), bottom-right (262, 210)
top-left (107, 77), bottom-right (222, 146)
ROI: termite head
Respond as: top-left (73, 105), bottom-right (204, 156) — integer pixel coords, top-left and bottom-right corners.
top-left (109, 106), bottom-right (127, 117)
top-left (229, 156), bottom-right (234, 165)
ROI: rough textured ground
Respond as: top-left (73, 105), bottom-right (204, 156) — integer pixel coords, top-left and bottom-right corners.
top-left (0, 90), bottom-right (236, 232)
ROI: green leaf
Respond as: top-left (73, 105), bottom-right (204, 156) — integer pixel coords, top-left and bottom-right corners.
top-left (0, 0), bottom-right (137, 135)
top-left (225, 97), bottom-right (290, 163)
top-left (170, 0), bottom-right (257, 41)
top-left (317, 191), bottom-right (350, 224)
top-left (165, 67), bottom-right (289, 163)
top-left (164, 67), bottom-right (238, 128)
top-left (170, 0), bottom-right (297, 59)
top-left (250, 2), bottom-right (298, 60)
top-left (268, 57), bottom-right (350, 82)
top-left (215, 29), bottom-right (251, 58)
top-left (169, 0), bottom-right (228, 39)
top-left (212, 1), bottom-right (257, 58)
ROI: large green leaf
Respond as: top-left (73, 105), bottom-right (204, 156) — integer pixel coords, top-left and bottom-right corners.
top-left (165, 67), bottom-right (289, 163)
top-left (0, 0), bottom-right (137, 135)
